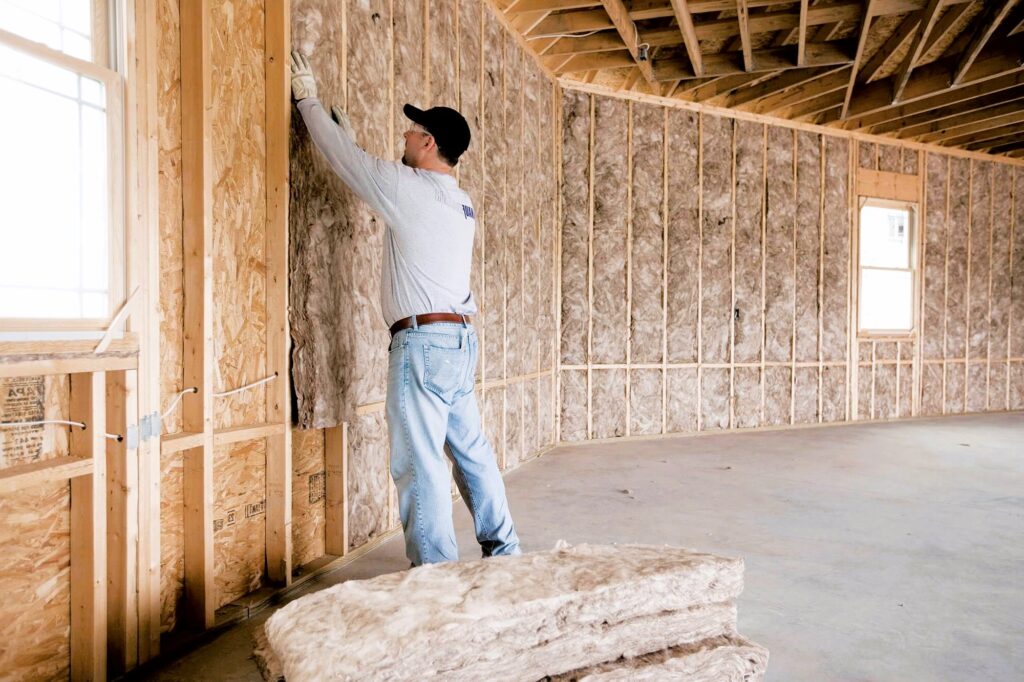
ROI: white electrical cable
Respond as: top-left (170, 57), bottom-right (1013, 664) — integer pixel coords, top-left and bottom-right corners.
top-left (0, 419), bottom-right (122, 442)
top-left (213, 372), bottom-right (279, 398)
top-left (528, 28), bottom-right (605, 40)
top-left (162, 387), bottom-right (198, 421)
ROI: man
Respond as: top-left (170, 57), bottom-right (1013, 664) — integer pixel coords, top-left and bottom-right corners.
top-left (289, 52), bottom-right (520, 566)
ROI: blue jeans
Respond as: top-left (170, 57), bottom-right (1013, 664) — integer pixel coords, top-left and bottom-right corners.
top-left (386, 321), bottom-right (520, 566)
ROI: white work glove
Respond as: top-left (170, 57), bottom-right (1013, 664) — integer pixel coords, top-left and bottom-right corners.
top-left (330, 104), bottom-right (355, 138)
top-left (290, 50), bottom-right (317, 101)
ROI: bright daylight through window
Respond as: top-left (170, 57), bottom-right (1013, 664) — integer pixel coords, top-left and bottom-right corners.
top-left (0, 0), bottom-right (120, 326)
top-left (859, 200), bottom-right (915, 333)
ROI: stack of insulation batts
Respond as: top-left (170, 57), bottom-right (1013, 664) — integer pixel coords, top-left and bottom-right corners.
top-left (253, 543), bottom-right (767, 681)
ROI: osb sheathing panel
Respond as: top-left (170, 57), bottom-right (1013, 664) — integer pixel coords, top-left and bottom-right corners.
top-left (701, 115), bottom-right (733, 365)
top-left (505, 383), bottom-right (523, 469)
top-left (0, 482), bottom-right (70, 680)
top-left (214, 440), bottom-right (266, 606)
top-left (290, 0), bottom-right (355, 428)
top-left (292, 427), bottom-right (326, 568)
top-left (430, 0), bottom-right (457, 107)
top-left (347, 411), bottom-right (389, 551)
top-left (665, 368), bottom-right (698, 433)
top-left (160, 449), bottom-right (184, 632)
top-left (630, 104), bottom-right (665, 365)
top-left (1014, 169), bottom-right (1024, 360)
top-left (822, 137), bottom-right (849, 363)
top-left (211, 0), bottom-right (267, 429)
top-left (560, 370), bottom-right (588, 442)
top-left (701, 368), bottom-right (730, 430)
top-left (591, 97), bottom-right (629, 365)
top-left (592, 369), bottom-right (627, 439)
top-left (483, 12), bottom-right (506, 382)
top-left (874, 364), bottom-right (897, 420)
top-left (821, 365), bottom-right (846, 423)
top-left (989, 165), bottom-right (1012, 362)
top-left (793, 367), bottom-right (818, 424)
top-left (733, 367), bottom-right (761, 429)
top-left (794, 132), bottom-right (820, 363)
top-left (921, 363), bottom-right (944, 415)
top-left (764, 126), bottom-right (795, 363)
top-left (629, 369), bottom-right (662, 436)
top-left (560, 91), bottom-right (591, 366)
top-left (763, 366), bottom-right (791, 426)
top-left (945, 157), bottom-right (971, 360)
top-left (666, 109), bottom-right (700, 364)
top-left (922, 153), bottom-right (948, 361)
top-left (158, 0), bottom-right (185, 434)
top-left (0, 377), bottom-right (70, 679)
top-left (968, 161), bottom-right (991, 362)
top-left (733, 121), bottom-right (764, 364)
top-left (945, 363), bottom-right (966, 414)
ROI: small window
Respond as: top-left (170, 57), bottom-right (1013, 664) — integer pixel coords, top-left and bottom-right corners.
top-left (0, 1), bottom-right (122, 335)
top-left (858, 200), bottom-right (916, 334)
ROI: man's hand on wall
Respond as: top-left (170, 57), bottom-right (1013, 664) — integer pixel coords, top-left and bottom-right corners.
top-left (290, 51), bottom-right (317, 101)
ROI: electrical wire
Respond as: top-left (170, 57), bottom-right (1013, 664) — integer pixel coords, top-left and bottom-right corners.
top-left (213, 372), bottom-right (279, 398)
top-left (528, 28), bottom-right (604, 40)
top-left (0, 419), bottom-right (122, 442)
top-left (162, 387), bottom-right (198, 420)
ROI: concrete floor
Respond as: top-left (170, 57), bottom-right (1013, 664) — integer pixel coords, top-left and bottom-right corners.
top-left (144, 413), bottom-right (1023, 681)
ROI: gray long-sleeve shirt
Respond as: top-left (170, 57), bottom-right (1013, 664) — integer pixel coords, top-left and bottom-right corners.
top-left (296, 97), bottom-right (478, 328)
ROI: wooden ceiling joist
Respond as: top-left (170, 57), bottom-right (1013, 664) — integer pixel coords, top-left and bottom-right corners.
top-left (600, 0), bottom-right (657, 84)
top-left (726, 65), bottom-right (848, 108)
top-left (736, 0), bottom-right (754, 72)
top-left (752, 67), bottom-right (853, 114)
top-left (797, 0), bottom-right (809, 66)
top-left (653, 41), bottom-right (853, 82)
top-left (893, 87), bottom-right (1024, 137)
top-left (943, 120), bottom-right (1024, 148)
top-left (918, 108), bottom-right (1024, 144)
top-left (951, 0), bottom-right (1020, 86)
top-left (839, 0), bottom-right (879, 119)
top-left (669, 0), bottom-right (704, 77)
top-left (889, 0), bottom-right (944, 103)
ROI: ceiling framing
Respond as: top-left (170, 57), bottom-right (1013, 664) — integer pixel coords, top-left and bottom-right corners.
top-left (497, 0), bottom-right (1024, 157)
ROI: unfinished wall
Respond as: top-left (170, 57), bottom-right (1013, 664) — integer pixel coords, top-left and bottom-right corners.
top-left (559, 95), bottom-right (1023, 442)
top-left (287, 0), bottom-right (559, 560)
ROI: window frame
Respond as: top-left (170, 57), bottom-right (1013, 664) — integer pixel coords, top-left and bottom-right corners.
top-left (0, 13), bottom-right (125, 337)
top-left (855, 196), bottom-right (919, 339)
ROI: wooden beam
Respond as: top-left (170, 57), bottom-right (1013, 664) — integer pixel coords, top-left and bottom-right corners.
top-left (949, 120), bottom-right (1024, 148)
top-left (974, 137), bottom-right (1024, 154)
top-left (507, 0), bottom-right (596, 12)
top-left (0, 455), bottom-right (92, 495)
top-left (920, 1), bottom-right (972, 57)
top-left (952, 1), bottom-right (1020, 86)
top-left (554, 50), bottom-right (635, 74)
top-left (750, 66), bottom-right (852, 113)
top-left (839, 0), bottom-right (878, 119)
top-left (179, 0), bottom-right (215, 630)
top-left (652, 41), bottom-right (853, 81)
top-left (70, 371), bottom-right (107, 681)
top-left (325, 424), bottom-right (348, 555)
top-left (689, 71), bottom-right (777, 102)
top-left (856, 168), bottom-right (920, 202)
top-left (264, 0), bottom-right (292, 589)
top-left (859, 11), bottom-right (920, 84)
top-left (601, 0), bottom-right (657, 84)
top-left (911, 98), bottom-right (1024, 141)
top-left (736, 0), bottom-right (753, 71)
top-left (725, 65), bottom-right (847, 108)
top-left (669, 0), bottom-right (704, 77)
top-left (797, 0), bottom-right (809, 66)
top-left (891, 0), bottom-right (945, 102)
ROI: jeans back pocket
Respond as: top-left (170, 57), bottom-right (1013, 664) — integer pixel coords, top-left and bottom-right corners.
top-left (423, 345), bottom-right (464, 404)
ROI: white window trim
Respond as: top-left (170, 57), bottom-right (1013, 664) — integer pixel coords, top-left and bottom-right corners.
top-left (856, 196), bottom-right (919, 339)
top-left (0, 22), bottom-right (126, 338)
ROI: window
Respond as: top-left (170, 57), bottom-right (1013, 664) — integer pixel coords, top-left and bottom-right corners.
top-left (0, 1), bottom-right (122, 334)
top-left (858, 199), bottom-right (916, 334)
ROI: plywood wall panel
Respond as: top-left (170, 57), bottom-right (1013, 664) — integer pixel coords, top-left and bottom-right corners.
top-left (560, 91), bottom-right (591, 366)
top-left (794, 132), bottom-right (820, 363)
top-left (592, 370), bottom-right (627, 439)
top-left (701, 115), bottom-right (734, 365)
top-left (560, 370), bottom-right (588, 442)
top-left (290, 0), bottom-right (356, 428)
top-left (945, 363), bottom-right (965, 413)
top-left (922, 153), bottom-right (947, 360)
top-left (733, 367), bottom-right (761, 428)
top-left (430, 0), bottom-right (457, 107)
top-left (765, 127), bottom-right (795, 363)
top-left (629, 369), bottom-right (662, 436)
top-left (793, 367), bottom-right (818, 424)
top-left (214, 440), bottom-right (266, 606)
top-left (945, 157), bottom-right (970, 360)
top-left (160, 449), bottom-right (183, 632)
top-left (292, 428), bottom-right (326, 568)
top-left (0, 482), bottom-right (70, 680)
top-left (158, 0), bottom-right (185, 434)
top-left (666, 368), bottom-right (699, 433)
top-left (666, 109), bottom-right (700, 364)
top-left (701, 368), bottom-right (730, 430)
top-left (821, 365), bottom-right (846, 423)
top-left (630, 104), bottom-right (665, 364)
top-left (968, 161), bottom-right (991, 362)
top-left (822, 137), bottom-right (849, 363)
top-left (347, 411), bottom-right (389, 551)
top-left (1012, 169), bottom-right (1024, 359)
top-left (734, 121), bottom-right (764, 364)
top-left (591, 98), bottom-right (629, 364)
top-left (211, 0), bottom-right (267, 428)
top-left (921, 363), bottom-right (944, 415)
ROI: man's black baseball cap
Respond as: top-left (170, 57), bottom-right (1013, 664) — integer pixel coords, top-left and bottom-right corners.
top-left (403, 103), bottom-right (471, 165)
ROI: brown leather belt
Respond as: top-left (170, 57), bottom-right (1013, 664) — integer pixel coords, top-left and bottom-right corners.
top-left (389, 313), bottom-right (470, 337)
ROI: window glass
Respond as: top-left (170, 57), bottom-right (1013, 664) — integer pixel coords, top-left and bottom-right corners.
top-left (860, 204), bottom-right (910, 268)
top-left (0, 0), bottom-right (97, 62)
top-left (860, 269), bottom-right (913, 331)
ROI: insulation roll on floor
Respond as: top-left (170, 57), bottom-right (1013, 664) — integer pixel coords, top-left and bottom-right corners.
top-left (253, 544), bottom-right (767, 681)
